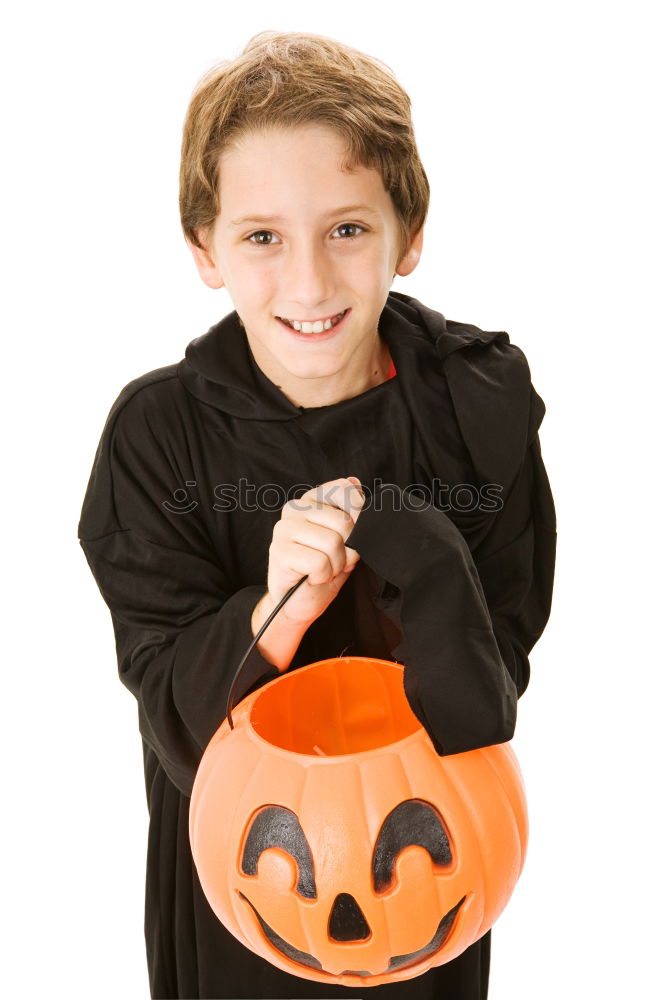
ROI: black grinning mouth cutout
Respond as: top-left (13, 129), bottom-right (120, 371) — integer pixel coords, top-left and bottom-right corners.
top-left (238, 891), bottom-right (467, 977)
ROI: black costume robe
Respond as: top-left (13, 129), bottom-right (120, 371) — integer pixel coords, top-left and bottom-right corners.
top-left (78, 290), bottom-right (557, 999)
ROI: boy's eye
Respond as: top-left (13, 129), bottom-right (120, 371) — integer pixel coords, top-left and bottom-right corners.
top-left (332, 222), bottom-right (365, 240)
top-left (247, 230), bottom-right (278, 246)
top-left (245, 223), bottom-right (365, 247)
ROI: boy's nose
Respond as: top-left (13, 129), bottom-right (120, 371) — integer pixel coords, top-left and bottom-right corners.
top-left (282, 244), bottom-right (334, 311)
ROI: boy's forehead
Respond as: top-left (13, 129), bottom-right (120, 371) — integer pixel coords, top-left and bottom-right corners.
top-left (217, 127), bottom-right (393, 226)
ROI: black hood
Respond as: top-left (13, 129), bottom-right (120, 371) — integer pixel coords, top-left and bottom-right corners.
top-left (176, 290), bottom-right (542, 485)
top-left (176, 291), bottom-right (500, 418)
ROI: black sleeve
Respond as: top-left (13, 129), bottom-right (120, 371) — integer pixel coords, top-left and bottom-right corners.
top-left (473, 431), bottom-right (557, 700)
top-left (77, 386), bottom-right (279, 797)
top-left (344, 415), bottom-right (557, 758)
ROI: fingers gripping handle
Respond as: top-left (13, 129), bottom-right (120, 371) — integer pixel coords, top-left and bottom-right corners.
top-left (225, 476), bottom-right (364, 729)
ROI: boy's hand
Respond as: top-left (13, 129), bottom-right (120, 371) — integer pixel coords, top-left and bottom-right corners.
top-left (264, 476), bottom-right (365, 626)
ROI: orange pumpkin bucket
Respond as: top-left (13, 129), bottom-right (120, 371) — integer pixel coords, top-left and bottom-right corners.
top-left (189, 656), bottom-right (528, 986)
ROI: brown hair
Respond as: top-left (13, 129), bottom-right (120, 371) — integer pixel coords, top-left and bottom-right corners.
top-left (179, 30), bottom-right (430, 267)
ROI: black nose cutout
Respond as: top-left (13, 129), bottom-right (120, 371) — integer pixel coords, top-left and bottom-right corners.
top-left (328, 893), bottom-right (371, 942)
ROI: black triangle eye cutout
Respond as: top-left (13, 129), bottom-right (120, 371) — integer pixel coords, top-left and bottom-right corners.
top-left (241, 806), bottom-right (317, 899)
top-left (372, 799), bottom-right (452, 893)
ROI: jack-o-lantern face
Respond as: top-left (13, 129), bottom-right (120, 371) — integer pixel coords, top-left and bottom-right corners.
top-left (238, 800), bottom-right (467, 977)
top-left (190, 658), bottom-right (528, 987)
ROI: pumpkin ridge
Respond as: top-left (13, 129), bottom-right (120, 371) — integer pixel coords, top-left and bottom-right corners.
top-left (434, 755), bottom-right (486, 948)
top-left (480, 745), bottom-right (528, 867)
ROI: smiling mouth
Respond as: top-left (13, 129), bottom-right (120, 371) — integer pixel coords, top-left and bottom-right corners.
top-left (276, 308), bottom-right (350, 334)
top-left (238, 891), bottom-right (467, 978)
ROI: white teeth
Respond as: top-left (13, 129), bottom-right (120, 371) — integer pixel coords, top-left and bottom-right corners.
top-left (281, 310), bottom-right (346, 333)
top-left (302, 319), bottom-right (323, 333)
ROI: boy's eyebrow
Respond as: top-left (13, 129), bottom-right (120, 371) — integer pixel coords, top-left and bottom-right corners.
top-left (229, 204), bottom-right (382, 227)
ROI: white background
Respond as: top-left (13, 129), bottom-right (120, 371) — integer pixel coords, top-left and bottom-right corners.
top-left (3, 1), bottom-right (664, 996)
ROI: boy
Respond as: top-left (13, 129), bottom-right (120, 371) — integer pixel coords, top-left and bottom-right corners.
top-left (78, 29), bottom-right (556, 1000)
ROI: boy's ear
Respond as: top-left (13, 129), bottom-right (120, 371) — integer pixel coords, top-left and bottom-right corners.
top-left (187, 228), bottom-right (225, 290)
top-left (395, 225), bottom-right (424, 278)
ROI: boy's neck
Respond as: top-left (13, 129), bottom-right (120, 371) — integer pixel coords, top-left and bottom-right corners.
top-left (255, 336), bottom-right (394, 410)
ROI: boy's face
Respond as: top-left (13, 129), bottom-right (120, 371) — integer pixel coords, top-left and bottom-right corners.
top-left (189, 124), bottom-right (423, 408)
